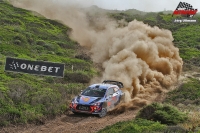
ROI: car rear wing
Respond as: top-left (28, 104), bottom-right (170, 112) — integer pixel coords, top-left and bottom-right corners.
top-left (102, 80), bottom-right (124, 88)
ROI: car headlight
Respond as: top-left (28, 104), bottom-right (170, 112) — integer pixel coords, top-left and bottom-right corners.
top-left (72, 98), bottom-right (78, 104)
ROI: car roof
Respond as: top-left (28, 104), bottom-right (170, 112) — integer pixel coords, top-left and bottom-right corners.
top-left (89, 83), bottom-right (119, 90)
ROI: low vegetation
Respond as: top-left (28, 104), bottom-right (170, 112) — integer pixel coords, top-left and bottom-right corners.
top-left (136, 103), bottom-right (188, 125)
top-left (164, 78), bottom-right (200, 132)
top-left (0, 1), bottom-right (96, 126)
top-left (98, 118), bottom-right (166, 133)
top-left (165, 78), bottom-right (200, 105)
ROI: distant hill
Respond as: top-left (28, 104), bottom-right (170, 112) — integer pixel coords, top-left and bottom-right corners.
top-left (86, 5), bottom-right (174, 15)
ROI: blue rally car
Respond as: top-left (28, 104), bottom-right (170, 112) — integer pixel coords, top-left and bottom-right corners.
top-left (69, 80), bottom-right (124, 117)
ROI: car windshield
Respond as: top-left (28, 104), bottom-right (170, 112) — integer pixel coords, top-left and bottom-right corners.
top-left (81, 87), bottom-right (106, 97)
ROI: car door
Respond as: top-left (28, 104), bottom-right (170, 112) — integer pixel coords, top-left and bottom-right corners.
top-left (106, 88), bottom-right (114, 109)
top-left (112, 87), bottom-right (121, 105)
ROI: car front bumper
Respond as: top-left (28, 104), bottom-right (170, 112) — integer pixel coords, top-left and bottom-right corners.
top-left (70, 103), bottom-right (102, 114)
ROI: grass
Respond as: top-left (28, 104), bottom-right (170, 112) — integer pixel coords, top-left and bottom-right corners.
top-left (0, 1), bottom-right (97, 126)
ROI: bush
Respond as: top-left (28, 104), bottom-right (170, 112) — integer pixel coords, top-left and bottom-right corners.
top-left (195, 45), bottom-right (200, 50)
top-left (64, 72), bottom-right (90, 83)
top-left (98, 118), bottom-right (166, 133)
top-left (75, 54), bottom-right (91, 61)
top-left (13, 40), bottom-right (21, 45)
top-left (165, 78), bottom-right (200, 105)
top-left (164, 125), bottom-right (187, 133)
top-left (136, 103), bottom-right (188, 125)
top-left (7, 80), bottom-right (33, 104)
top-left (36, 40), bottom-right (46, 46)
top-left (13, 34), bottom-right (26, 44)
top-left (0, 60), bottom-right (3, 65)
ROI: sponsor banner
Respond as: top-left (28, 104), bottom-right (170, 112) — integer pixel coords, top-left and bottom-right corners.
top-left (5, 57), bottom-right (65, 77)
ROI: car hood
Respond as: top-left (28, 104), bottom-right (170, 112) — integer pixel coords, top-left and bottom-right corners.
top-left (76, 95), bottom-right (102, 105)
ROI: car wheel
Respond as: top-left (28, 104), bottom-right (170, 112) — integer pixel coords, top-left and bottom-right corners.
top-left (72, 111), bottom-right (79, 115)
top-left (114, 98), bottom-right (120, 106)
top-left (98, 108), bottom-right (107, 118)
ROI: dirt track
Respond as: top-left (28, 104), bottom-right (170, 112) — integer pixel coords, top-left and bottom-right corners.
top-left (1, 110), bottom-right (137, 133)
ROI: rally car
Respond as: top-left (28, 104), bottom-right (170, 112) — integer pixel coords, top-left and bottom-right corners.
top-left (69, 80), bottom-right (124, 117)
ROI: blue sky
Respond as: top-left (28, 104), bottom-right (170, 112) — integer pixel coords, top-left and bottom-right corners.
top-left (59, 0), bottom-right (199, 12)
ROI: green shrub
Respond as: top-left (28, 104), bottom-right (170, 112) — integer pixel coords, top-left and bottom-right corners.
top-left (98, 118), bottom-right (166, 133)
top-left (64, 72), bottom-right (91, 83)
top-left (75, 54), bottom-right (91, 61)
top-left (13, 39), bottom-right (21, 45)
top-left (165, 78), bottom-right (200, 105)
top-left (164, 125), bottom-right (187, 133)
top-left (0, 60), bottom-right (3, 65)
top-left (136, 103), bottom-right (188, 125)
top-left (36, 40), bottom-right (46, 46)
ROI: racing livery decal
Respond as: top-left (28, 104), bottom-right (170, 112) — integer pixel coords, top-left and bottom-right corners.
top-left (82, 97), bottom-right (90, 102)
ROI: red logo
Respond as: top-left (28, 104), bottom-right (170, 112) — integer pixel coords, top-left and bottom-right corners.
top-left (172, 2), bottom-right (198, 18)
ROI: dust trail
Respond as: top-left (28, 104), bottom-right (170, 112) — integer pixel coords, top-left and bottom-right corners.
top-left (10, 0), bottom-right (183, 112)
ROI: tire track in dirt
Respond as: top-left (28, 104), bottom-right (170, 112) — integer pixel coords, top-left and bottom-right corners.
top-left (1, 111), bottom-right (136, 133)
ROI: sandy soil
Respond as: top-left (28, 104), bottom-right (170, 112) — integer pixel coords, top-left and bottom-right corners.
top-left (0, 110), bottom-right (137, 133)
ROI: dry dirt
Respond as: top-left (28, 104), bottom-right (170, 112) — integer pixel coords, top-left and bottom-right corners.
top-left (0, 110), bottom-right (137, 133)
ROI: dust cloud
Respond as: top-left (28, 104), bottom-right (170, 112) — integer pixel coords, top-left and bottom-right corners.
top-left (10, 0), bottom-right (183, 112)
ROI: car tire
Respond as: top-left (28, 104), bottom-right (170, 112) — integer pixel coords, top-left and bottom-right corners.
top-left (114, 96), bottom-right (121, 106)
top-left (98, 108), bottom-right (107, 118)
top-left (72, 111), bottom-right (79, 115)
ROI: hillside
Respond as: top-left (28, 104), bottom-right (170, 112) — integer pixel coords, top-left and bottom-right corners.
top-left (0, 1), bottom-right (96, 126)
